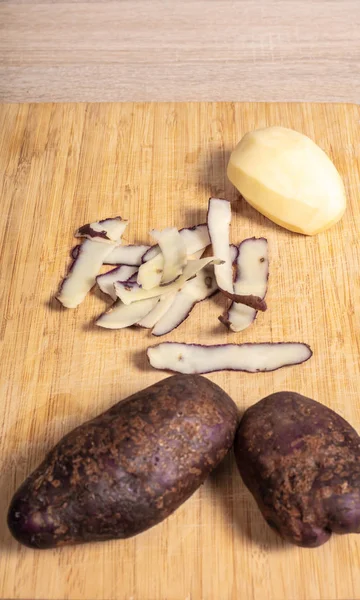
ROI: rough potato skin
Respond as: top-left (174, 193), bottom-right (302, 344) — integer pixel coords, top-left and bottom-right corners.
top-left (8, 375), bottom-right (238, 549)
top-left (234, 391), bottom-right (360, 547)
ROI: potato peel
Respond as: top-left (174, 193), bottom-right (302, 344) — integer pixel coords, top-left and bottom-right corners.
top-left (104, 245), bottom-right (150, 266)
top-left (57, 218), bottom-right (128, 308)
top-left (150, 227), bottom-right (187, 284)
top-left (115, 257), bottom-right (222, 305)
top-left (137, 253), bottom-right (164, 290)
top-left (220, 237), bottom-right (269, 331)
top-left (137, 293), bottom-right (177, 329)
top-left (143, 224), bottom-right (210, 263)
top-left (75, 217), bottom-right (128, 244)
top-left (96, 265), bottom-right (138, 300)
top-left (147, 342), bottom-right (313, 374)
top-left (152, 268), bottom-right (218, 336)
top-left (96, 297), bottom-right (159, 329)
top-left (207, 198), bottom-right (234, 295)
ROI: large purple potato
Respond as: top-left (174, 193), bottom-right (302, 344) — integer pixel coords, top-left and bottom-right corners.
top-left (234, 391), bottom-right (360, 547)
top-left (8, 375), bottom-right (238, 549)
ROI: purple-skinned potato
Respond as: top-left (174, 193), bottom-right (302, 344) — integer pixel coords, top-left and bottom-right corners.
top-left (8, 375), bottom-right (238, 549)
top-left (234, 391), bottom-right (360, 547)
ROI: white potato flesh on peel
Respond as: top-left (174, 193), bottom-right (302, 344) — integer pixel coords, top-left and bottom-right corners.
top-left (143, 224), bottom-right (210, 263)
top-left (222, 301), bottom-right (256, 333)
top-left (137, 250), bottom-right (204, 300)
top-left (96, 297), bottom-right (159, 329)
top-left (150, 227), bottom-right (187, 284)
top-left (178, 224), bottom-right (210, 255)
top-left (147, 342), bottom-right (312, 374)
top-left (96, 265), bottom-right (138, 300)
top-left (221, 238), bottom-right (268, 332)
top-left (188, 249), bottom-right (205, 260)
top-left (75, 217), bottom-right (129, 244)
top-left (104, 245), bottom-right (150, 266)
top-left (57, 218), bottom-right (128, 308)
top-left (188, 244), bottom-right (233, 263)
top-left (137, 292), bottom-right (177, 328)
top-left (137, 252), bottom-right (164, 290)
top-left (115, 257), bottom-right (222, 305)
top-left (142, 246), bottom-right (161, 262)
top-left (233, 238), bottom-right (268, 296)
top-left (207, 198), bottom-right (234, 294)
top-left (152, 268), bottom-right (218, 336)
top-left (227, 126), bottom-right (346, 235)
top-left (58, 240), bottom-right (115, 308)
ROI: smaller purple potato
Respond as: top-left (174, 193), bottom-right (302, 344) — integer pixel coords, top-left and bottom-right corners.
top-left (8, 375), bottom-right (238, 549)
top-left (234, 391), bottom-right (360, 548)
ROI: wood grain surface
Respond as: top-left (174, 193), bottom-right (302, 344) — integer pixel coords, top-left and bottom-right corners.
top-left (1, 1), bottom-right (360, 103)
top-left (0, 102), bottom-right (360, 600)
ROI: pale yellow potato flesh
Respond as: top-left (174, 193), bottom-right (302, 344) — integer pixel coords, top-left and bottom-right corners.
top-left (227, 127), bottom-right (346, 235)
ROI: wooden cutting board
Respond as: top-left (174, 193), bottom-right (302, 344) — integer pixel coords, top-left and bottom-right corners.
top-left (0, 102), bottom-right (360, 600)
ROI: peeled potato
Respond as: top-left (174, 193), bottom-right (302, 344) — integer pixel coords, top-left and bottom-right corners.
top-left (227, 126), bottom-right (346, 235)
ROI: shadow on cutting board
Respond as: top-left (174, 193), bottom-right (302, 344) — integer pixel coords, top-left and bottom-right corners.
top-left (208, 448), bottom-right (289, 552)
top-left (132, 348), bottom-right (156, 373)
top-left (196, 147), bottom-right (235, 202)
top-left (46, 295), bottom-right (66, 312)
